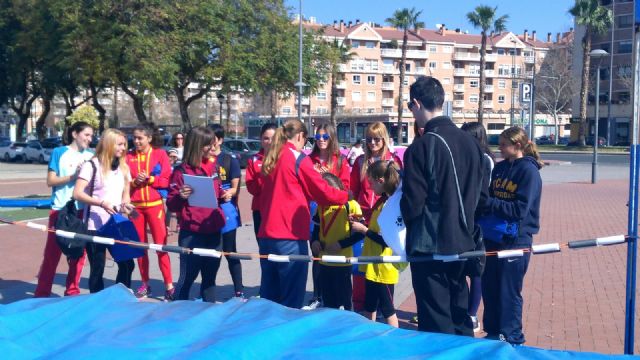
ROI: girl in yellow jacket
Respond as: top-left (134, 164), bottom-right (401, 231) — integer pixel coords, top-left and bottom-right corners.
top-left (350, 160), bottom-right (401, 328)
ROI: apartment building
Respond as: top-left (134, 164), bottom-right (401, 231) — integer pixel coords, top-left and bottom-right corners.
top-left (276, 19), bottom-right (574, 144)
top-left (571, 0), bottom-right (634, 146)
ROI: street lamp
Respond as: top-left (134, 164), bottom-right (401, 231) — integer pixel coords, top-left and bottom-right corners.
top-left (510, 40), bottom-right (517, 126)
top-left (590, 48), bottom-right (608, 184)
top-left (297, 0), bottom-right (303, 122)
top-left (217, 93), bottom-right (224, 124)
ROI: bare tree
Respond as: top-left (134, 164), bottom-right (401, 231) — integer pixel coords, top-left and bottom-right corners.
top-left (535, 46), bottom-right (575, 144)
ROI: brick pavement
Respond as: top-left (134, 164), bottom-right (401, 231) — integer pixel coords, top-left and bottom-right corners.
top-left (398, 178), bottom-right (639, 354)
top-left (1, 169), bottom-right (639, 355)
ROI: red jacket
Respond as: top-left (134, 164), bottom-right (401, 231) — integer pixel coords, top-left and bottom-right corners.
top-left (166, 157), bottom-right (225, 234)
top-left (258, 142), bottom-right (349, 241)
top-left (245, 149), bottom-right (264, 212)
top-left (126, 147), bottom-right (171, 208)
top-left (350, 151), bottom-right (403, 221)
top-left (308, 152), bottom-right (350, 189)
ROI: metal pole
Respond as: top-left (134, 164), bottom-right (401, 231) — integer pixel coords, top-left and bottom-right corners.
top-left (592, 65), bottom-right (600, 184)
top-left (205, 93), bottom-right (209, 126)
top-left (623, 22), bottom-right (640, 355)
top-left (529, 49), bottom-right (536, 141)
top-left (297, 0), bottom-right (303, 122)
top-left (607, 2), bottom-right (615, 147)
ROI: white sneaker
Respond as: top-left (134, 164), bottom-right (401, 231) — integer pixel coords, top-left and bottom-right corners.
top-left (470, 315), bottom-right (481, 333)
top-left (302, 299), bottom-right (322, 310)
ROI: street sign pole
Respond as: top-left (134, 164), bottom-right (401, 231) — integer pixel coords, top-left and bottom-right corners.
top-left (624, 7), bottom-right (640, 354)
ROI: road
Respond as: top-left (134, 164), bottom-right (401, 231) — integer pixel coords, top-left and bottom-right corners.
top-left (541, 151), bottom-right (630, 165)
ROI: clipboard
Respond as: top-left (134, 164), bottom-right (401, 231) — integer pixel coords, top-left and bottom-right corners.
top-left (183, 174), bottom-right (219, 209)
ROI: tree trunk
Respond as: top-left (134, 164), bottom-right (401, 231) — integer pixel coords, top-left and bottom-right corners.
top-left (12, 95), bottom-right (37, 141)
top-left (270, 90), bottom-right (276, 122)
top-left (330, 67), bottom-right (338, 128)
top-left (578, 29), bottom-right (592, 146)
top-left (174, 84), bottom-right (192, 131)
top-left (478, 32), bottom-right (487, 125)
top-left (397, 30), bottom-right (408, 145)
top-left (35, 95), bottom-right (51, 140)
top-left (553, 111), bottom-right (560, 145)
top-left (121, 83), bottom-right (147, 123)
top-left (226, 92), bottom-right (232, 131)
top-left (89, 80), bottom-right (106, 134)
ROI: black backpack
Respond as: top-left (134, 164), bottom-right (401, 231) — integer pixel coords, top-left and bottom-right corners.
top-left (55, 160), bottom-right (97, 260)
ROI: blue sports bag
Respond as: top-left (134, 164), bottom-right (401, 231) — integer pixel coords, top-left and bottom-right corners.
top-left (477, 214), bottom-right (519, 243)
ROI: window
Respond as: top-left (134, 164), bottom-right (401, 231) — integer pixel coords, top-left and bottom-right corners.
top-left (442, 78), bottom-right (451, 84)
top-left (351, 41), bottom-right (360, 48)
top-left (523, 51), bottom-right (533, 57)
top-left (497, 49), bottom-right (505, 55)
top-left (618, 15), bottom-right (633, 29)
top-left (366, 41), bottom-right (376, 48)
top-left (366, 91), bottom-right (376, 101)
top-left (382, 75), bottom-right (393, 83)
top-left (402, 93), bottom-right (409, 101)
top-left (429, 45), bottom-right (437, 53)
top-left (470, 79), bottom-right (479, 88)
top-left (365, 59), bottom-right (379, 71)
top-left (403, 78), bottom-right (409, 86)
top-left (469, 95), bottom-right (479, 103)
top-left (316, 107), bottom-right (328, 114)
top-left (405, 63), bottom-right (411, 71)
top-left (443, 61), bottom-right (451, 69)
top-left (367, 108), bottom-right (376, 113)
top-left (443, 45), bottom-right (453, 53)
top-left (383, 59), bottom-right (394, 66)
top-left (367, 75), bottom-right (376, 85)
top-left (618, 65), bottom-right (632, 78)
top-left (352, 75), bottom-right (361, 85)
top-left (316, 91), bottom-right (327, 100)
top-left (282, 107), bottom-right (291, 115)
top-left (488, 123), bottom-right (506, 130)
top-left (498, 95), bottom-right (506, 104)
top-left (498, 79), bottom-right (506, 89)
top-left (618, 41), bottom-right (632, 54)
top-left (352, 91), bottom-right (361, 101)
top-left (429, 61), bottom-right (437, 69)
top-left (509, 48), bottom-right (517, 56)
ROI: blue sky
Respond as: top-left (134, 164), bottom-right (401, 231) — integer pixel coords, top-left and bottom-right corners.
top-left (284, 0), bottom-right (575, 36)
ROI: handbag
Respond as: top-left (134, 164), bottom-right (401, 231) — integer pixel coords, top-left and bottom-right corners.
top-left (378, 181), bottom-right (406, 257)
top-left (97, 213), bottom-right (145, 262)
top-left (477, 214), bottom-right (519, 243)
top-left (55, 160), bottom-right (96, 260)
top-left (220, 201), bottom-right (240, 234)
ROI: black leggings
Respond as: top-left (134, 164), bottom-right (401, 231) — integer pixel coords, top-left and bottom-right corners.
top-left (85, 242), bottom-right (135, 293)
top-left (364, 280), bottom-right (395, 318)
top-left (319, 264), bottom-right (352, 310)
top-left (174, 230), bottom-right (222, 302)
top-left (252, 211), bottom-right (261, 240)
top-left (222, 229), bottom-right (243, 294)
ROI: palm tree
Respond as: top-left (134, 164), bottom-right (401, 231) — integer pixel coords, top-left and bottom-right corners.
top-left (386, 7), bottom-right (424, 145)
top-left (569, 0), bottom-right (612, 146)
top-left (328, 39), bottom-right (354, 128)
top-left (467, 5), bottom-right (508, 127)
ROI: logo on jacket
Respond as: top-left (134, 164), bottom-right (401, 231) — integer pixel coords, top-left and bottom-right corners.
top-left (396, 216), bottom-right (404, 227)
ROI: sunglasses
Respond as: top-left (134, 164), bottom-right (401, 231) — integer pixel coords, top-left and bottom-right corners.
top-left (366, 137), bottom-right (383, 144)
top-left (315, 133), bottom-right (330, 141)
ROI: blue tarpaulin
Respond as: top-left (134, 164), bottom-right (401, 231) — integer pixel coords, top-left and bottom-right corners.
top-left (0, 198), bottom-right (51, 209)
top-left (0, 285), bottom-right (632, 359)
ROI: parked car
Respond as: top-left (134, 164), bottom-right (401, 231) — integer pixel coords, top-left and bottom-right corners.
top-left (24, 140), bottom-right (52, 164)
top-left (558, 136), bottom-right (570, 145)
top-left (222, 138), bottom-right (261, 168)
top-left (487, 134), bottom-right (500, 146)
top-left (535, 136), bottom-right (555, 145)
top-left (0, 142), bottom-right (27, 162)
top-left (41, 137), bottom-right (63, 149)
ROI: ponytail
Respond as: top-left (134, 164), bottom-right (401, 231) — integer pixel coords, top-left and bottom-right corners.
top-left (366, 160), bottom-right (401, 196)
top-left (65, 121), bottom-right (93, 146)
top-left (501, 126), bottom-right (544, 168)
top-left (262, 119), bottom-right (308, 175)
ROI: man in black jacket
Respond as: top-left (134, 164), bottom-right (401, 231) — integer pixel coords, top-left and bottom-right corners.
top-left (401, 76), bottom-right (488, 336)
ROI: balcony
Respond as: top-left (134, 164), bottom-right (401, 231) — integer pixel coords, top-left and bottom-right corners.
top-left (414, 67), bottom-right (426, 74)
top-left (454, 68), bottom-right (466, 76)
top-left (380, 48), bottom-right (428, 59)
top-left (524, 56), bottom-right (535, 64)
top-left (453, 84), bottom-right (465, 92)
top-left (339, 64), bottom-right (348, 72)
top-left (485, 54), bottom-right (498, 62)
top-left (381, 48), bottom-right (402, 58)
top-left (336, 80), bottom-right (346, 89)
top-left (382, 64), bottom-right (396, 73)
top-left (453, 52), bottom-right (481, 61)
top-left (482, 102), bottom-right (493, 109)
top-left (453, 100), bottom-right (465, 108)
top-left (382, 98), bottom-right (395, 107)
top-left (484, 85), bottom-right (494, 92)
top-left (484, 69), bottom-right (495, 77)
top-left (381, 82), bottom-right (394, 90)
top-left (336, 97), bottom-right (346, 106)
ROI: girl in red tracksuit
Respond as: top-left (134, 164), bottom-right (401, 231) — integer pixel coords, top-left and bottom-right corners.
top-left (350, 121), bottom-right (402, 312)
top-left (167, 126), bottom-right (226, 302)
top-left (126, 124), bottom-right (174, 300)
top-left (258, 119), bottom-right (349, 309)
top-left (245, 123), bottom-right (277, 238)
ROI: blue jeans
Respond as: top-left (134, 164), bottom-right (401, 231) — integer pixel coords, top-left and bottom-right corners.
top-left (258, 238), bottom-right (309, 309)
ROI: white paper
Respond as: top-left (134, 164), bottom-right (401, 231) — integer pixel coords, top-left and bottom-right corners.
top-left (378, 181), bottom-right (407, 258)
top-left (183, 174), bottom-right (218, 209)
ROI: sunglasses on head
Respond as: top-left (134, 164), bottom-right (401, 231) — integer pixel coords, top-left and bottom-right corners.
top-left (315, 133), bottom-right (330, 141)
top-left (366, 137), bottom-right (383, 144)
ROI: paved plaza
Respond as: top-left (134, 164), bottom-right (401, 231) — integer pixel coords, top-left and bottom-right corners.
top-left (0, 158), bottom-right (638, 354)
